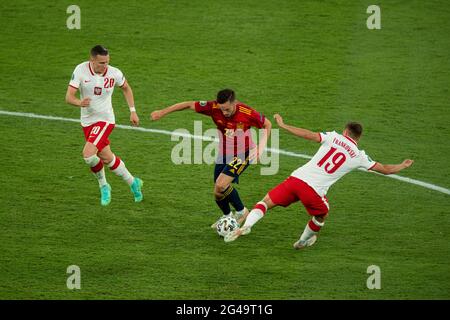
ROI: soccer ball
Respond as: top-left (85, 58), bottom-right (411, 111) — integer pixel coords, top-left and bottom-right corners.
top-left (216, 216), bottom-right (239, 237)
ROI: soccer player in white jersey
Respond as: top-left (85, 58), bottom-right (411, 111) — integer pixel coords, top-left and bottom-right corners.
top-left (225, 114), bottom-right (414, 248)
top-left (65, 45), bottom-right (143, 206)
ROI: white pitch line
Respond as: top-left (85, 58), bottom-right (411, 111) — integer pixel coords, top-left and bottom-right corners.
top-left (1, 109), bottom-right (449, 196)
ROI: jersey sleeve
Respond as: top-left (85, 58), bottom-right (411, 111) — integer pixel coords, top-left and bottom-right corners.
top-left (359, 151), bottom-right (377, 170)
top-left (114, 68), bottom-right (126, 87)
top-left (69, 65), bottom-right (82, 89)
top-left (248, 110), bottom-right (266, 129)
top-left (318, 131), bottom-right (334, 144)
top-left (194, 101), bottom-right (214, 116)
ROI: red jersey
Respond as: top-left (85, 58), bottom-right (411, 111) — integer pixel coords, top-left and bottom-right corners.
top-left (194, 100), bottom-right (265, 156)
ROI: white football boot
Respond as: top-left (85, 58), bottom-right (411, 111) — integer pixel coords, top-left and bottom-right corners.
top-left (293, 235), bottom-right (318, 250)
top-left (224, 226), bottom-right (251, 243)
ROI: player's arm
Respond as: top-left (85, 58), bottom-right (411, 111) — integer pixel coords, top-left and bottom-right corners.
top-left (256, 118), bottom-right (272, 159)
top-left (151, 101), bottom-right (196, 121)
top-left (65, 86), bottom-right (90, 107)
top-left (274, 113), bottom-right (320, 142)
top-left (370, 160), bottom-right (414, 175)
top-left (120, 81), bottom-right (139, 126)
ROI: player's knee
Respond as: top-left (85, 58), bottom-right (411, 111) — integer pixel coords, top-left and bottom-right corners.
top-left (213, 187), bottom-right (222, 198)
top-left (262, 194), bottom-right (271, 205)
top-left (82, 149), bottom-right (96, 159)
top-left (215, 182), bottom-right (229, 193)
top-left (99, 154), bottom-right (114, 165)
top-left (214, 183), bottom-right (228, 198)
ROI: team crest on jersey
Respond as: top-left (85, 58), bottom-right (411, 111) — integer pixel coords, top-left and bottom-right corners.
top-left (94, 87), bottom-right (102, 95)
top-left (236, 122), bottom-right (244, 130)
top-left (199, 101), bottom-right (207, 107)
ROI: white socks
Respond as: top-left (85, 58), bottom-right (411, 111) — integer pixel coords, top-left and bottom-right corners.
top-left (107, 155), bottom-right (134, 186)
top-left (84, 154), bottom-right (135, 187)
top-left (300, 217), bottom-right (325, 242)
top-left (93, 168), bottom-right (107, 187)
top-left (243, 201), bottom-right (268, 228)
top-left (84, 155), bottom-right (107, 187)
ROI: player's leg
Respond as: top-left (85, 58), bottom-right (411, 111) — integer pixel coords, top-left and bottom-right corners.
top-left (98, 145), bottom-right (133, 184)
top-left (293, 180), bottom-right (330, 249)
top-left (82, 122), bottom-right (115, 206)
top-left (214, 172), bottom-right (235, 216)
top-left (214, 152), bottom-right (249, 224)
top-left (241, 194), bottom-right (276, 229)
top-left (293, 213), bottom-right (328, 250)
top-left (82, 141), bottom-right (111, 206)
top-left (98, 145), bottom-right (143, 202)
top-left (228, 184), bottom-right (248, 223)
top-left (210, 164), bottom-right (232, 228)
top-left (226, 155), bottom-right (251, 222)
top-left (224, 194), bottom-right (277, 242)
top-left (83, 142), bottom-right (104, 186)
top-left (225, 177), bottom-right (297, 243)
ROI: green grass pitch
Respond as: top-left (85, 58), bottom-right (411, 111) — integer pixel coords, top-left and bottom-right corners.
top-left (0, 0), bottom-right (449, 299)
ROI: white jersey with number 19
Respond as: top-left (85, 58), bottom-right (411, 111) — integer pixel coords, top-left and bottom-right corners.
top-left (69, 61), bottom-right (126, 127)
top-left (291, 131), bottom-right (377, 197)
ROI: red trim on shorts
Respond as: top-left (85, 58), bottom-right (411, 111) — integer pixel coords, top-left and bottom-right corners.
top-left (82, 122), bottom-right (115, 152)
top-left (322, 196), bottom-right (329, 207)
top-left (110, 156), bottom-right (121, 170)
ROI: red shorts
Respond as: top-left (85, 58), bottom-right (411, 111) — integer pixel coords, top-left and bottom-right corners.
top-left (268, 176), bottom-right (329, 216)
top-left (82, 122), bottom-right (115, 152)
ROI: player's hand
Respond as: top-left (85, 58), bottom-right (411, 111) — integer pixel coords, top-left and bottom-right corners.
top-left (151, 110), bottom-right (164, 121)
top-left (79, 98), bottom-right (91, 107)
top-left (402, 159), bottom-right (414, 168)
top-left (274, 114), bottom-right (284, 127)
top-left (130, 112), bottom-right (140, 127)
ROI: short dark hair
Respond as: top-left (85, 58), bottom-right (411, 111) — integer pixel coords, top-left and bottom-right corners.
top-left (345, 122), bottom-right (363, 139)
top-left (217, 89), bottom-right (235, 104)
top-left (90, 45), bottom-right (109, 57)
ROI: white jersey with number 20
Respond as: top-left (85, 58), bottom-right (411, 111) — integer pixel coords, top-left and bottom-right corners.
top-left (69, 61), bottom-right (126, 127)
top-left (291, 131), bottom-right (376, 197)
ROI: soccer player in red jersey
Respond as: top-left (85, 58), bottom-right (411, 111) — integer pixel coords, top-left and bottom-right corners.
top-left (151, 89), bottom-right (272, 227)
top-left (225, 114), bottom-right (414, 248)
